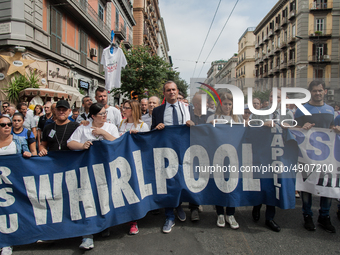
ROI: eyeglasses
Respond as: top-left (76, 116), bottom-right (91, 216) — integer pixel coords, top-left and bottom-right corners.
top-left (2, 105), bottom-right (8, 108)
top-left (96, 111), bottom-right (108, 116)
top-left (0, 123), bottom-right (12, 127)
top-left (122, 107), bottom-right (131, 110)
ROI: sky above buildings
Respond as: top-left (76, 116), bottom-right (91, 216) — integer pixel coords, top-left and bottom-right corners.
top-left (159, 0), bottom-right (279, 84)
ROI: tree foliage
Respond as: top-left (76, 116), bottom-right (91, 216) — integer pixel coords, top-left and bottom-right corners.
top-left (252, 89), bottom-right (271, 103)
top-left (112, 46), bottom-right (171, 99)
top-left (112, 45), bottom-right (188, 100)
top-left (167, 71), bottom-right (189, 98)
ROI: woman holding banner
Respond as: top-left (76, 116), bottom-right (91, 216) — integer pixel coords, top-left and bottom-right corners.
top-left (118, 100), bottom-right (149, 136)
top-left (67, 103), bottom-right (119, 250)
top-left (206, 92), bottom-right (242, 230)
top-left (206, 92), bottom-right (243, 124)
top-left (118, 100), bottom-right (149, 235)
top-left (11, 113), bottom-right (37, 155)
top-left (0, 116), bottom-right (31, 255)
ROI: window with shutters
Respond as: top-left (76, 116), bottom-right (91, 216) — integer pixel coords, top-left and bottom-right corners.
top-left (315, 69), bottom-right (323, 78)
top-left (115, 9), bottom-right (119, 30)
top-left (315, 18), bottom-right (324, 32)
top-left (79, 29), bottom-right (88, 67)
top-left (50, 7), bottom-right (62, 54)
top-left (98, 3), bottom-right (104, 21)
top-left (313, 43), bottom-right (327, 59)
top-left (98, 45), bottom-right (104, 74)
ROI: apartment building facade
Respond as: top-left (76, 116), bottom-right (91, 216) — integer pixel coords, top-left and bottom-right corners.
top-left (253, 0), bottom-right (339, 100)
top-left (236, 27), bottom-right (256, 93)
top-left (156, 17), bottom-right (169, 61)
top-left (205, 59), bottom-right (229, 86)
top-left (0, 0), bottom-right (135, 106)
top-left (133, 0), bottom-right (167, 58)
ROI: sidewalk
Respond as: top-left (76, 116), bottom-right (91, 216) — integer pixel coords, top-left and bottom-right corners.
top-left (14, 196), bottom-right (340, 254)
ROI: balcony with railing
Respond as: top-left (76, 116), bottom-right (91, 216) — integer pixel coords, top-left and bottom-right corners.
top-left (263, 35), bottom-right (268, 42)
top-left (268, 69), bottom-right (274, 76)
top-left (143, 24), bottom-right (151, 43)
top-left (117, 0), bottom-right (135, 25)
top-left (288, 58), bottom-right (296, 66)
top-left (280, 40), bottom-right (288, 49)
top-left (274, 46), bottom-right (281, 53)
top-left (268, 29), bottom-right (274, 37)
top-left (275, 23), bottom-right (281, 32)
top-left (308, 55), bottom-right (332, 63)
top-left (289, 10), bottom-right (296, 20)
top-left (280, 60), bottom-right (287, 69)
top-left (259, 38), bottom-right (264, 46)
top-left (268, 50), bottom-right (274, 57)
top-left (274, 65), bottom-right (280, 73)
top-left (123, 31), bottom-right (133, 49)
top-left (57, 0), bottom-right (111, 43)
top-left (255, 58), bottom-right (260, 66)
top-left (114, 22), bottom-right (126, 40)
top-left (309, 29), bottom-right (332, 38)
top-left (255, 42), bottom-right (259, 49)
top-left (281, 17), bottom-right (288, 27)
top-left (310, 2), bottom-right (333, 11)
top-left (288, 36), bottom-right (296, 44)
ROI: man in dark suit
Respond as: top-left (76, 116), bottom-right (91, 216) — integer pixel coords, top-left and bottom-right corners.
top-left (151, 81), bottom-right (190, 233)
top-left (251, 89), bottom-right (294, 232)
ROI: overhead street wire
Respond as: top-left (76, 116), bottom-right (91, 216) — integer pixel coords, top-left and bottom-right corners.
top-left (192, 0), bottom-right (222, 78)
top-left (197, 0), bottom-right (240, 78)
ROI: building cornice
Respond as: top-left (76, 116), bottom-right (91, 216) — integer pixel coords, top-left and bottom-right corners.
top-left (254, 0), bottom-right (288, 35)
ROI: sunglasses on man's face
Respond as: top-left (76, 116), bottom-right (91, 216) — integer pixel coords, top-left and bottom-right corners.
top-left (0, 122), bottom-right (12, 127)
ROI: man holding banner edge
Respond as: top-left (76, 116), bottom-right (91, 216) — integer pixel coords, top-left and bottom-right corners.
top-left (295, 80), bottom-right (340, 233)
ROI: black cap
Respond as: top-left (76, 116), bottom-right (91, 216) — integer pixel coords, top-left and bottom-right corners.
top-left (56, 100), bottom-right (70, 109)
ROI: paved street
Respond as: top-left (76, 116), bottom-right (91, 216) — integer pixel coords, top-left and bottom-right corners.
top-left (12, 196), bottom-right (340, 255)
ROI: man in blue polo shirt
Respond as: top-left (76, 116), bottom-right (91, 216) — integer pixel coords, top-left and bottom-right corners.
top-left (295, 80), bottom-right (336, 233)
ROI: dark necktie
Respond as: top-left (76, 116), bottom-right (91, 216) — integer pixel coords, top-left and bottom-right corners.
top-left (171, 104), bottom-right (179, 125)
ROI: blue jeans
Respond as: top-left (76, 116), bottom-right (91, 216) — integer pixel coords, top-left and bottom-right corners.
top-left (301, 191), bottom-right (332, 217)
top-left (165, 207), bottom-right (175, 220)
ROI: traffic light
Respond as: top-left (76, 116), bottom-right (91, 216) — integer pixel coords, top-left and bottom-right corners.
top-left (130, 91), bottom-right (138, 100)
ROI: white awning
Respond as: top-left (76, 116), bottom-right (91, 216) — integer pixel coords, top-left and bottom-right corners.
top-left (49, 82), bottom-right (83, 108)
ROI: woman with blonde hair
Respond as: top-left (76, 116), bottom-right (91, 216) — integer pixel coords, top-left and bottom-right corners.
top-left (207, 92), bottom-right (243, 123)
top-left (206, 92), bottom-right (242, 230)
top-left (118, 100), bottom-right (149, 235)
top-left (118, 100), bottom-right (149, 136)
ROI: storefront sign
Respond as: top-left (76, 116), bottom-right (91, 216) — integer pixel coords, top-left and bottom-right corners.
top-left (79, 80), bottom-right (89, 90)
top-left (13, 60), bottom-right (23, 66)
top-left (47, 61), bottom-right (69, 84)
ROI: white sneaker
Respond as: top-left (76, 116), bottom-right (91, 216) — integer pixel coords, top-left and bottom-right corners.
top-left (1, 247), bottom-right (12, 255)
top-left (226, 215), bottom-right (239, 229)
top-left (79, 238), bottom-right (94, 250)
top-left (217, 214), bottom-right (225, 227)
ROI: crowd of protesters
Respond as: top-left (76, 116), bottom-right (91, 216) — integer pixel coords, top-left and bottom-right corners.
top-left (1, 80), bottom-right (340, 254)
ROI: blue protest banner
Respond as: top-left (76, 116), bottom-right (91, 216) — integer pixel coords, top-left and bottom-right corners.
top-left (0, 125), bottom-right (297, 247)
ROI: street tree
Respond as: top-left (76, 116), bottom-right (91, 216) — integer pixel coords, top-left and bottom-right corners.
top-left (111, 45), bottom-right (173, 100)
